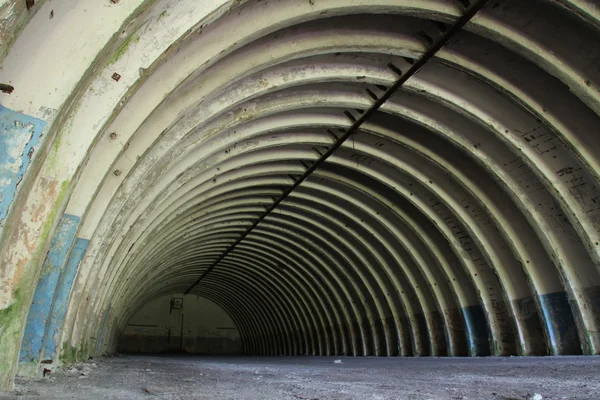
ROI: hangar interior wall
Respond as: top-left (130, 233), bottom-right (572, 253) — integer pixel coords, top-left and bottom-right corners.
top-left (119, 294), bottom-right (241, 355)
top-left (0, 0), bottom-right (599, 391)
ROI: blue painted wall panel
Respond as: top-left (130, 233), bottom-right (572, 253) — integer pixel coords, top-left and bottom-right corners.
top-left (462, 304), bottom-right (490, 356)
top-left (0, 105), bottom-right (46, 229)
top-left (43, 237), bottom-right (89, 359)
top-left (538, 291), bottom-right (581, 354)
top-left (19, 214), bottom-right (80, 363)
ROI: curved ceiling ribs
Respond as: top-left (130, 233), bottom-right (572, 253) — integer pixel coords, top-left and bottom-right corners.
top-left (51, 0), bottom-right (600, 361)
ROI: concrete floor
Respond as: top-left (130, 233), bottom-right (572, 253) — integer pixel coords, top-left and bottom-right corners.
top-left (1, 355), bottom-right (598, 400)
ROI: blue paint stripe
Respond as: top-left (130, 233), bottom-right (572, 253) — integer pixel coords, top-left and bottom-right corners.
top-left (97, 305), bottom-right (112, 353)
top-left (462, 304), bottom-right (490, 356)
top-left (538, 291), bottom-right (581, 354)
top-left (0, 105), bottom-right (46, 227)
top-left (19, 214), bottom-right (80, 363)
top-left (43, 238), bottom-right (89, 359)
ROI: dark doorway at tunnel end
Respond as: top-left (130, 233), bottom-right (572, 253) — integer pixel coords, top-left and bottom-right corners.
top-left (119, 294), bottom-right (242, 355)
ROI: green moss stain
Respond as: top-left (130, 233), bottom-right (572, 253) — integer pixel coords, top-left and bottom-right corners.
top-left (158, 10), bottom-right (169, 19)
top-left (0, 270), bottom-right (36, 388)
top-left (41, 181), bottom-right (70, 243)
top-left (106, 33), bottom-right (140, 66)
top-left (58, 342), bottom-right (87, 363)
top-left (0, 303), bottom-right (19, 330)
top-left (0, 288), bottom-right (27, 343)
top-left (60, 343), bottom-right (78, 364)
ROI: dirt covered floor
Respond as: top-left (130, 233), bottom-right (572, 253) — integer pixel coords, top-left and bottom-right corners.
top-left (1, 355), bottom-right (598, 399)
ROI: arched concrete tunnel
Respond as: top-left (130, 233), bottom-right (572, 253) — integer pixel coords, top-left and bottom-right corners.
top-left (1, 0), bottom-right (600, 391)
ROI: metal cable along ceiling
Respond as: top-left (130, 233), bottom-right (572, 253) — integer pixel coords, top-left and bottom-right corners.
top-left (52, 0), bottom-right (600, 360)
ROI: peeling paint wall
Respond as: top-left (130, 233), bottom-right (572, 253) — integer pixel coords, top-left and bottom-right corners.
top-left (0, 105), bottom-right (46, 232)
top-left (19, 214), bottom-right (79, 367)
top-left (0, 0), bottom-right (155, 389)
top-left (43, 237), bottom-right (89, 361)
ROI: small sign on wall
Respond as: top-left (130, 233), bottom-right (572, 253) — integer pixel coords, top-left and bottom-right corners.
top-left (171, 298), bottom-right (183, 310)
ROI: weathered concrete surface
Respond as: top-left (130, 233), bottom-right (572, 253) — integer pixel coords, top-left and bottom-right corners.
top-left (3, 355), bottom-right (600, 399)
top-left (0, 0), bottom-right (47, 65)
top-left (0, 177), bottom-right (64, 390)
top-left (1, 0), bottom-right (600, 392)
